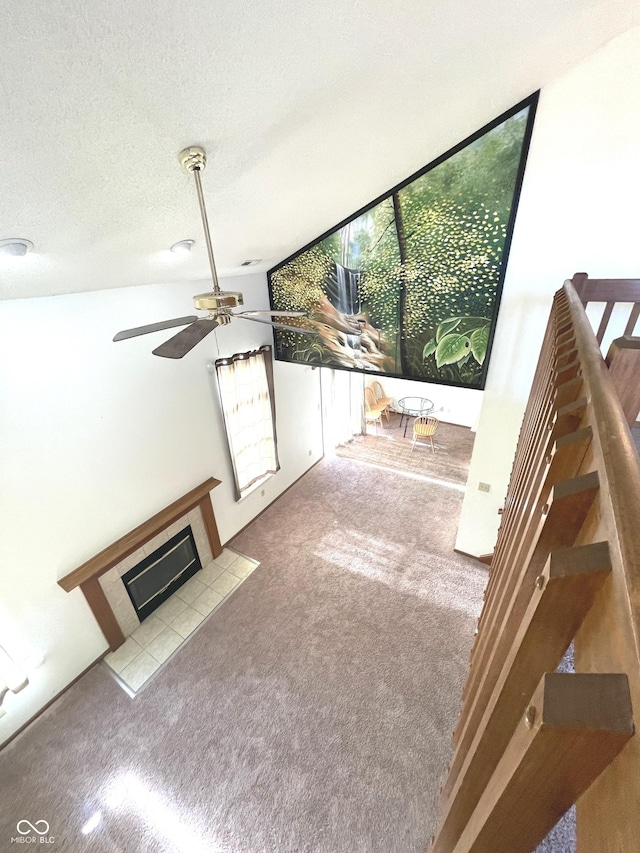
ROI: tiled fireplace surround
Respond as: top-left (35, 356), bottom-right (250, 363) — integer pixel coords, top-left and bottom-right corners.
top-left (98, 505), bottom-right (214, 639)
top-left (58, 478), bottom-right (223, 652)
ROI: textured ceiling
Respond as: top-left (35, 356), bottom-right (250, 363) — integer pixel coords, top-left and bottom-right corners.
top-left (0, 0), bottom-right (637, 301)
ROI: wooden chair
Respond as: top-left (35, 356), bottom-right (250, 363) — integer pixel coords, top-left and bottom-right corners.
top-left (365, 387), bottom-right (386, 432)
top-left (370, 381), bottom-right (394, 421)
top-left (411, 416), bottom-right (439, 452)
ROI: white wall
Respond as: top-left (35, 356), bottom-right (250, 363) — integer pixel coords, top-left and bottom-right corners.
top-left (456, 25), bottom-right (640, 556)
top-left (367, 376), bottom-right (483, 429)
top-left (0, 271), bottom-right (322, 743)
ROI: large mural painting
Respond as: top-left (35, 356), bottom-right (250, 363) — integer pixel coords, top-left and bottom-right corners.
top-left (268, 94), bottom-right (538, 389)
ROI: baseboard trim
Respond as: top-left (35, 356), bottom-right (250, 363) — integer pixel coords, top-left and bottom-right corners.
top-left (0, 651), bottom-right (108, 752)
top-left (454, 547), bottom-right (492, 566)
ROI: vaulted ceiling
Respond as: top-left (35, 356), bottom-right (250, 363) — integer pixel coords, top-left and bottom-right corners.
top-left (1, 0), bottom-right (637, 301)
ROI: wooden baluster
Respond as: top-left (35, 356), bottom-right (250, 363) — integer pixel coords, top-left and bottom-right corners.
top-left (489, 330), bottom-right (555, 566)
top-left (551, 396), bottom-right (587, 438)
top-left (482, 392), bottom-right (588, 616)
top-left (451, 465), bottom-right (599, 766)
top-left (477, 342), bottom-right (568, 635)
top-left (495, 308), bottom-right (560, 518)
top-left (459, 421), bottom-right (593, 717)
top-left (554, 374), bottom-right (584, 408)
top-left (623, 304), bottom-right (640, 336)
top-left (499, 304), bottom-right (571, 517)
top-left (596, 302), bottom-right (615, 345)
top-left (435, 542), bottom-right (611, 850)
top-left (471, 322), bottom-right (558, 650)
top-left (437, 673), bottom-right (633, 853)
top-left (482, 368), bottom-right (583, 615)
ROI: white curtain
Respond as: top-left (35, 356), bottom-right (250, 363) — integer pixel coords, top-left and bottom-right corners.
top-left (216, 346), bottom-right (279, 500)
top-left (320, 368), bottom-right (365, 451)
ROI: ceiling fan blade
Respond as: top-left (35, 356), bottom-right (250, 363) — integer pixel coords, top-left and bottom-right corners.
top-left (272, 323), bottom-right (314, 334)
top-left (113, 316), bottom-right (198, 342)
top-left (152, 318), bottom-right (219, 358)
top-left (234, 310), bottom-right (306, 318)
top-left (241, 315), bottom-right (314, 335)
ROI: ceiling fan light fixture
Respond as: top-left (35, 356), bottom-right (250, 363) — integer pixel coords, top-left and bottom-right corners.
top-left (170, 239), bottom-right (195, 255)
top-left (0, 238), bottom-right (34, 257)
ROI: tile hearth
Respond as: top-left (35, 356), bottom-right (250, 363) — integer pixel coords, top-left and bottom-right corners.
top-left (103, 547), bottom-right (259, 694)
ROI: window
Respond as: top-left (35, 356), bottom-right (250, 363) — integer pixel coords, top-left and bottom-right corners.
top-left (215, 345), bottom-right (280, 500)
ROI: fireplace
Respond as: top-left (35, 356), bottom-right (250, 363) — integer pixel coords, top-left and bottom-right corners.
top-left (58, 478), bottom-right (223, 651)
top-left (122, 526), bottom-right (202, 621)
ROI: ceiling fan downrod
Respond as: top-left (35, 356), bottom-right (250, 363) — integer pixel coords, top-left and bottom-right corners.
top-left (178, 146), bottom-right (221, 295)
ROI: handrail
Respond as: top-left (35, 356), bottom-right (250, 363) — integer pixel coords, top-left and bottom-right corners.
top-left (571, 272), bottom-right (640, 344)
top-left (431, 276), bottom-right (640, 853)
top-left (571, 271), bottom-right (640, 306)
top-left (563, 281), bottom-right (640, 666)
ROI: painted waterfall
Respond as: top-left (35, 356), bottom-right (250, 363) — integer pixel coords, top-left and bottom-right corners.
top-left (268, 94), bottom-right (537, 389)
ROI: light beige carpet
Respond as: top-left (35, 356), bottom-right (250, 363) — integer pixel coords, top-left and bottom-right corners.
top-left (0, 423), bottom-right (569, 851)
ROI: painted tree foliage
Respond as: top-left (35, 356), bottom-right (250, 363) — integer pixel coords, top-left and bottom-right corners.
top-left (268, 100), bottom-right (534, 388)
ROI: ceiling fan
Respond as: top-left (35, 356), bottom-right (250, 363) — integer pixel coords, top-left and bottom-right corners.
top-left (113, 146), bottom-right (310, 358)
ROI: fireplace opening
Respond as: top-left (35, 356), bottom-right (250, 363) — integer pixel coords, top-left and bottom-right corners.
top-left (122, 526), bottom-right (202, 621)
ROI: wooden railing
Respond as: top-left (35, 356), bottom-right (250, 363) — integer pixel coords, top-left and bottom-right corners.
top-left (571, 272), bottom-right (640, 346)
top-left (431, 275), bottom-right (640, 852)
top-left (572, 272), bottom-right (640, 428)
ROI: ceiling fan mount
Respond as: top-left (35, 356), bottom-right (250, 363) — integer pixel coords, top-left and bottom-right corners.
top-left (178, 145), bottom-right (207, 174)
top-left (112, 145), bottom-right (311, 358)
